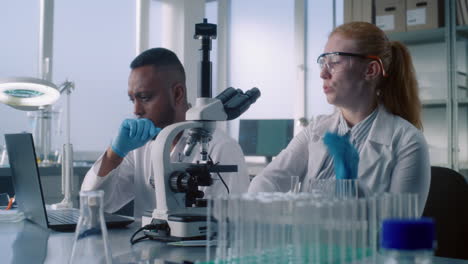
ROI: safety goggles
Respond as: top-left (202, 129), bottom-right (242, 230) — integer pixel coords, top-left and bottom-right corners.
top-left (317, 52), bottom-right (387, 77)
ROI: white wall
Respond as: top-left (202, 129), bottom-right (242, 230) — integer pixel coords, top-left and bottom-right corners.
top-left (228, 0), bottom-right (338, 139)
top-left (1, 1), bottom-right (138, 154)
top-left (227, 0), bottom-right (296, 140)
top-left (0, 2), bottom-right (41, 147)
top-left (53, 1), bottom-right (136, 153)
top-left (306, 1), bottom-right (339, 119)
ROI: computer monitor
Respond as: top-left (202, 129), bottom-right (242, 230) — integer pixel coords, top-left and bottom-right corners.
top-left (238, 119), bottom-right (294, 161)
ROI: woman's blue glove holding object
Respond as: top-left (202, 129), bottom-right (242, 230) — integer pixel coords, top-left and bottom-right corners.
top-left (111, 118), bottom-right (161, 158)
top-left (323, 132), bottom-right (359, 179)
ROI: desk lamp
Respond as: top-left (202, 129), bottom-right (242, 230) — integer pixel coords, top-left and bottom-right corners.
top-left (0, 77), bottom-right (75, 209)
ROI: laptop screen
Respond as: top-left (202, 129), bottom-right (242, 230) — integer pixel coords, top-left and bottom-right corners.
top-left (5, 133), bottom-right (49, 229)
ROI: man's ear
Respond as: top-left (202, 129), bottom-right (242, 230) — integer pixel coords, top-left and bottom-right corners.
top-left (364, 61), bottom-right (381, 81)
top-left (172, 82), bottom-right (186, 105)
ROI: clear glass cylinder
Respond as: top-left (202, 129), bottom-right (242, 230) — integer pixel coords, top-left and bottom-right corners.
top-left (69, 190), bottom-right (112, 264)
top-left (27, 108), bottom-right (62, 166)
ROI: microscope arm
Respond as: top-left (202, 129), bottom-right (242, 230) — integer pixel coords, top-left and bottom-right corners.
top-left (150, 120), bottom-right (204, 219)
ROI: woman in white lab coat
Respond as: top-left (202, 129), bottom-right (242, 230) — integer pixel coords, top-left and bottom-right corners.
top-left (248, 22), bottom-right (430, 215)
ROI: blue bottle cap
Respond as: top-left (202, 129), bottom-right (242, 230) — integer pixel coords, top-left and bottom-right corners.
top-left (381, 218), bottom-right (435, 250)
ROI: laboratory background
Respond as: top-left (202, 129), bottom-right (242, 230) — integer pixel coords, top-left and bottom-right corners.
top-left (1, 0), bottom-right (468, 263)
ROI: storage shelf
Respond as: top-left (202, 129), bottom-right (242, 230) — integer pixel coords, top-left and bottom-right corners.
top-left (457, 25), bottom-right (468, 39)
top-left (458, 98), bottom-right (468, 105)
top-left (387, 26), bottom-right (468, 44)
top-left (422, 99), bottom-right (447, 107)
top-left (387, 28), bottom-right (445, 44)
top-left (394, 3), bottom-right (468, 174)
top-left (421, 99), bottom-right (468, 107)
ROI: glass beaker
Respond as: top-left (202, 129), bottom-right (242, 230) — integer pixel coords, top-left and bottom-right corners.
top-left (69, 190), bottom-right (112, 264)
top-left (27, 107), bottom-right (62, 166)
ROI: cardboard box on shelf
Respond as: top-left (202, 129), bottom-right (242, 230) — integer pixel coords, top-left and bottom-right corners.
top-left (362, 0), bottom-right (374, 23)
top-left (344, 0), bottom-right (354, 23)
top-left (375, 0), bottom-right (406, 33)
top-left (345, 0), bottom-right (374, 24)
top-left (353, 0), bottom-right (363, 23)
top-left (406, 0), bottom-right (444, 31)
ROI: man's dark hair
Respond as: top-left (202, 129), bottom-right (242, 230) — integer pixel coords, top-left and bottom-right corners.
top-left (130, 47), bottom-right (186, 82)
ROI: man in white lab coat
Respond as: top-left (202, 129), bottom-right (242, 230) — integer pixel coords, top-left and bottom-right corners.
top-left (81, 48), bottom-right (249, 219)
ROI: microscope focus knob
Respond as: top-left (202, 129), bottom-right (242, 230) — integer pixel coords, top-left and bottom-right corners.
top-left (169, 171), bottom-right (192, 192)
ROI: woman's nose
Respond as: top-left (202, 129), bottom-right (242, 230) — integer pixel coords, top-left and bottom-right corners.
top-left (320, 66), bottom-right (331, 79)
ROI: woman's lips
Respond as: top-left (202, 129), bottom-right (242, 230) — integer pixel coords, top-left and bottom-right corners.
top-left (323, 85), bottom-right (332, 93)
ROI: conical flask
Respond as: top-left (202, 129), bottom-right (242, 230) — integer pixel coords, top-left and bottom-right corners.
top-left (69, 190), bottom-right (112, 264)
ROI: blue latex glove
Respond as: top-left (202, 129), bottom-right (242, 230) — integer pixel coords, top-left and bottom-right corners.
top-left (323, 132), bottom-right (359, 179)
top-left (111, 118), bottom-right (161, 158)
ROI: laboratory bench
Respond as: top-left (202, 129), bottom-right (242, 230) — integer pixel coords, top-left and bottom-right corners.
top-left (0, 220), bottom-right (468, 264)
top-left (0, 220), bottom-right (206, 263)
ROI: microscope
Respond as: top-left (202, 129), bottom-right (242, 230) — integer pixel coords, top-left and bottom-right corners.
top-left (141, 19), bottom-right (260, 241)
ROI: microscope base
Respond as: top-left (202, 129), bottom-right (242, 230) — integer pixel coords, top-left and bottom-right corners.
top-left (142, 213), bottom-right (214, 241)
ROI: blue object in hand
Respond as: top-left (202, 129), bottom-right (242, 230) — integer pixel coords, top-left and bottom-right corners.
top-left (111, 118), bottom-right (161, 158)
top-left (323, 132), bottom-right (359, 179)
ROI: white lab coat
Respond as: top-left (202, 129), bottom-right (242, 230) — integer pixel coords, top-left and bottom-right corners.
top-left (81, 128), bottom-right (249, 219)
top-left (248, 105), bottom-right (431, 216)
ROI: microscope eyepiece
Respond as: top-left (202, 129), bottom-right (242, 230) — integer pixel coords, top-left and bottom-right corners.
top-left (222, 87), bottom-right (261, 120)
top-left (245, 87), bottom-right (261, 103)
top-left (215, 87), bottom-right (240, 104)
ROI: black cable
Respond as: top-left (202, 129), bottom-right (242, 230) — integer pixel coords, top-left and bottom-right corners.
top-left (216, 170), bottom-right (230, 194)
top-left (208, 155), bottom-right (230, 194)
top-left (130, 226), bottom-right (149, 245)
top-left (130, 224), bottom-right (159, 245)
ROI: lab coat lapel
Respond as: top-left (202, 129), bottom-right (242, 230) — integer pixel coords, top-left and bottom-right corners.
top-left (358, 105), bottom-right (394, 185)
top-left (308, 111), bottom-right (340, 180)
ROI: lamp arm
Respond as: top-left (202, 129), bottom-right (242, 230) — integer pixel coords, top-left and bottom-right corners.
top-left (58, 80), bottom-right (74, 94)
top-left (51, 80), bottom-right (75, 209)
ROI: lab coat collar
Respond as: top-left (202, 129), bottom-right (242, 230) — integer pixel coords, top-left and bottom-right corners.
top-left (366, 104), bottom-right (394, 146)
top-left (311, 105), bottom-right (393, 146)
top-left (311, 109), bottom-right (340, 139)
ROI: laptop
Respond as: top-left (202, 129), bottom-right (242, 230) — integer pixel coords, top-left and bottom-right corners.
top-left (5, 133), bottom-right (134, 232)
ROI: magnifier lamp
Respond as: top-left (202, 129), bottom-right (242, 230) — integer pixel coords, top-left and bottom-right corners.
top-left (0, 77), bottom-right (76, 209)
top-left (0, 77), bottom-right (60, 111)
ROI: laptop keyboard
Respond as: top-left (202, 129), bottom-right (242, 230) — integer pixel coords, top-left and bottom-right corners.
top-left (47, 209), bottom-right (80, 224)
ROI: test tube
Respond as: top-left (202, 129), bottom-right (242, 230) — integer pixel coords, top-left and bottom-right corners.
top-left (399, 193), bottom-right (419, 219)
top-left (206, 196), bottom-right (213, 261)
top-left (367, 195), bottom-right (378, 260)
top-left (214, 195), bottom-right (229, 262)
top-left (289, 175), bottom-right (301, 193)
